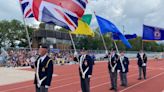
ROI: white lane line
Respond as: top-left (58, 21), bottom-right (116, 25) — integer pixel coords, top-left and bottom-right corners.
top-left (1, 66), bottom-right (155, 92)
top-left (120, 72), bottom-right (164, 92)
top-left (49, 75), bottom-right (108, 90)
top-left (1, 71), bottom-right (107, 92)
top-left (77, 69), bottom-right (154, 92)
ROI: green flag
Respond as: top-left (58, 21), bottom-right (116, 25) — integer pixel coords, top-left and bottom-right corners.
top-left (82, 14), bottom-right (92, 25)
top-left (71, 14), bottom-right (94, 37)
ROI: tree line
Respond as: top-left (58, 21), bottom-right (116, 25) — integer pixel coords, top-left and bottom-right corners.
top-left (73, 28), bottom-right (164, 52)
top-left (0, 19), bottom-right (163, 52)
top-left (0, 19), bottom-right (33, 47)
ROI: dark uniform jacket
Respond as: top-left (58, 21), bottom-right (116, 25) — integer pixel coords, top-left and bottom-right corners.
top-left (34, 56), bottom-right (53, 86)
top-left (137, 53), bottom-right (147, 67)
top-left (79, 55), bottom-right (93, 78)
top-left (108, 54), bottom-right (119, 72)
top-left (117, 56), bottom-right (129, 73)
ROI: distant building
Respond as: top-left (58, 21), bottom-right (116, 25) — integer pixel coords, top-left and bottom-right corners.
top-left (32, 26), bottom-right (75, 49)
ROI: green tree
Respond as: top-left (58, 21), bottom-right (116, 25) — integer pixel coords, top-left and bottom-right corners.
top-left (0, 19), bottom-right (33, 47)
top-left (57, 27), bottom-right (164, 51)
top-left (57, 27), bottom-right (68, 32)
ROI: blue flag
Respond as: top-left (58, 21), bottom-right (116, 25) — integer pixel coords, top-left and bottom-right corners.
top-left (113, 34), bottom-right (137, 40)
top-left (96, 15), bottom-right (132, 48)
top-left (96, 15), bottom-right (119, 34)
top-left (143, 25), bottom-right (164, 40)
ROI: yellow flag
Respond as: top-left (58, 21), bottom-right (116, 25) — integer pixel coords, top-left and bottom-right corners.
top-left (71, 20), bottom-right (95, 37)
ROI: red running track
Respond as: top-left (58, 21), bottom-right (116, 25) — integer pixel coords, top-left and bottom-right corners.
top-left (0, 59), bottom-right (164, 92)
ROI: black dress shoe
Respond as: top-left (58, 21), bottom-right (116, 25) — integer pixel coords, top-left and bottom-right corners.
top-left (114, 88), bottom-right (117, 92)
top-left (138, 78), bottom-right (142, 80)
top-left (124, 85), bottom-right (128, 87)
top-left (109, 87), bottom-right (114, 90)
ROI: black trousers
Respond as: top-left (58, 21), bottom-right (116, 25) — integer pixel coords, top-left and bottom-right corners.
top-left (120, 72), bottom-right (128, 86)
top-left (138, 66), bottom-right (146, 79)
top-left (142, 66), bottom-right (146, 79)
top-left (109, 70), bottom-right (113, 87)
top-left (35, 85), bottom-right (48, 92)
top-left (111, 71), bottom-right (117, 89)
top-left (80, 77), bottom-right (90, 92)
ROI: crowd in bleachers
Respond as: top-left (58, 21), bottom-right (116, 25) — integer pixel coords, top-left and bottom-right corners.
top-left (2, 49), bottom-right (78, 67)
top-left (6, 50), bottom-right (35, 67)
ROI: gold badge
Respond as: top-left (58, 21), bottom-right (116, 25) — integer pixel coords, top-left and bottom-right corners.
top-left (42, 68), bottom-right (45, 72)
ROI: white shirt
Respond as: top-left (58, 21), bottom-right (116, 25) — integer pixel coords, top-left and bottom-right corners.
top-left (112, 54), bottom-right (115, 58)
top-left (40, 54), bottom-right (47, 63)
top-left (108, 55), bottom-right (111, 61)
top-left (121, 56), bottom-right (124, 60)
top-left (80, 54), bottom-right (86, 66)
top-left (140, 53), bottom-right (144, 59)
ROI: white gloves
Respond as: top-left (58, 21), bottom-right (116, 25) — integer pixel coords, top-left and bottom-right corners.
top-left (37, 83), bottom-right (41, 88)
top-left (45, 85), bottom-right (49, 88)
top-left (112, 68), bottom-right (115, 73)
top-left (88, 75), bottom-right (92, 78)
top-left (82, 74), bottom-right (92, 79)
top-left (82, 74), bottom-right (85, 79)
top-left (74, 51), bottom-right (78, 57)
top-left (142, 63), bottom-right (146, 66)
top-left (122, 68), bottom-right (125, 72)
top-left (37, 84), bottom-right (49, 88)
top-left (117, 70), bottom-right (120, 73)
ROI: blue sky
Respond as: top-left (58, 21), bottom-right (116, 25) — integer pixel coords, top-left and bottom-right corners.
top-left (0, 0), bottom-right (164, 37)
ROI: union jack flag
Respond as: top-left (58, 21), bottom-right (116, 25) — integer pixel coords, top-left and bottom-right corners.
top-left (32, 0), bottom-right (88, 31)
top-left (19, 0), bottom-right (34, 18)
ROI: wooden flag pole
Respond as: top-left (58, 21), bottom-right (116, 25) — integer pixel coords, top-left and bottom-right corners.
top-left (18, 1), bottom-right (32, 51)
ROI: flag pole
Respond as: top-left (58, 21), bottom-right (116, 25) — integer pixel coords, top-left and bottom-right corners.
top-left (18, 1), bottom-right (32, 51)
top-left (109, 33), bottom-right (119, 53)
top-left (113, 40), bottom-right (119, 53)
top-left (23, 18), bottom-right (32, 51)
top-left (142, 40), bottom-right (144, 51)
top-left (94, 13), bottom-right (108, 54)
top-left (69, 32), bottom-right (85, 78)
top-left (69, 32), bottom-right (78, 55)
top-left (142, 25), bottom-right (144, 51)
top-left (123, 25), bottom-right (125, 35)
top-left (100, 31), bottom-right (108, 54)
top-left (112, 34), bottom-right (127, 72)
